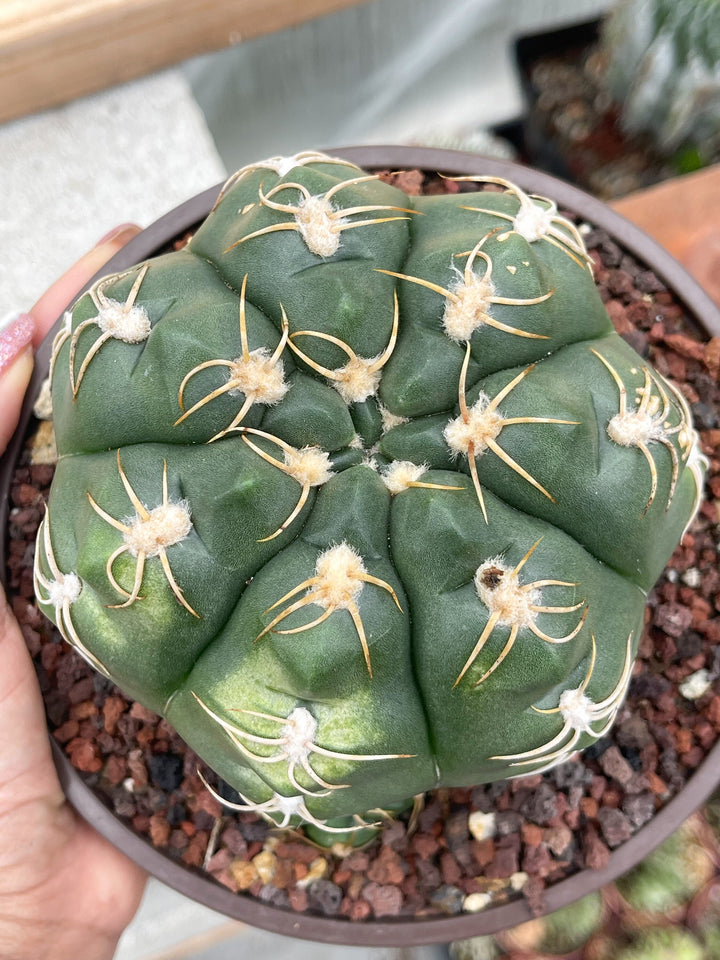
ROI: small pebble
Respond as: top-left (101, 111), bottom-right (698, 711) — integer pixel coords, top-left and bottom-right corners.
top-left (597, 807), bottom-right (633, 848)
top-left (510, 871), bottom-right (529, 892)
top-left (429, 884), bottom-right (465, 915)
top-left (296, 856), bottom-right (329, 889)
top-left (307, 879), bottom-right (343, 916)
top-left (583, 827), bottom-right (610, 870)
top-left (252, 850), bottom-right (277, 885)
top-left (229, 860), bottom-right (258, 890)
top-left (681, 568), bottom-right (702, 588)
top-left (519, 783), bottom-right (558, 825)
top-left (462, 892), bottom-right (492, 913)
top-left (258, 885), bottom-right (289, 908)
top-left (362, 882), bottom-right (403, 918)
top-left (468, 810), bottom-right (496, 841)
top-left (147, 752), bottom-right (183, 792)
top-left (495, 811), bottom-right (523, 836)
top-left (679, 669), bottom-right (714, 701)
top-left (622, 792), bottom-right (656, 828)
top-left (599, 745), bottom-right (634, 786)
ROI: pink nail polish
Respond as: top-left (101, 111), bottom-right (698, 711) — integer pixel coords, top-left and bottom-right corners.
top-left (95, 223), bottom-right (137, 247)
top-left (0, 313), bottom-right (35, 376)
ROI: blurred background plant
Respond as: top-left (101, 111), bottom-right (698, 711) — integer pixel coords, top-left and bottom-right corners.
top-left (602, 0), bottom-right (720, 171)
top-left (519, 0), bottom-right (720, 197)
top-left (449, 792), bottom-right (720, 960)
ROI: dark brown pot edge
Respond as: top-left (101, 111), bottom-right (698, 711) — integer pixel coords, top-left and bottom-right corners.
top-left (2, 147), bottom-right (719, 946)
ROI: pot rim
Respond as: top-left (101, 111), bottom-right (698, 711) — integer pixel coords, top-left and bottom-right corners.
top-left (2, 145), bottom-right (720, 947)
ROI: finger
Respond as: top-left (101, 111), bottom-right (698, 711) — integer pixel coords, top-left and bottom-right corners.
top-left (0, 315), bottom-right (35, 456)
top-left (0, 583), bottom-right (64, 814)
top-left (0, 225), bottom-right (142, 456)
top-left (0, 224), bottom-right (142, 781)
top-left (0, 225), bottom-right (140, 776)
top-left (31, 224), bottom-right (141, 345)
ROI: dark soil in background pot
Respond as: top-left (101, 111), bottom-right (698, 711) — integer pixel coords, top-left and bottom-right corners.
top-left (512, 19), bottom-right (719, 201)
top-left (5, 169), bottom-right (720, 926)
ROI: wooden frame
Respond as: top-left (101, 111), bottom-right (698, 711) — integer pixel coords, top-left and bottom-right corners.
top-left (0, 0), bottom-right (370, 124)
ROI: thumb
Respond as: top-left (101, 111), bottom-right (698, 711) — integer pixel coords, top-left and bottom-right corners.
top-left (31, 224), bottom-right (141, 346)
top-left (0, 224), bottom-right (141, 456)
top-left (0, 224), bottom-right (141, 799)
top-left (0, 583), bottom-right (64, 814)
top-left (0, 316), bottom-right (35, 456)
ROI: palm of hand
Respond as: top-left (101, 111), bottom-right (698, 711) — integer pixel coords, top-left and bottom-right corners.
top-left (0, 631), bottom-right (145, 959)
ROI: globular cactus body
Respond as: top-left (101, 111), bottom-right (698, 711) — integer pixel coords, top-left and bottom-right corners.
top-left (36, 152), bottom-right (706, 841)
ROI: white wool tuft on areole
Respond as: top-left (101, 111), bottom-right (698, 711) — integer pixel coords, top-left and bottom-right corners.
top-left (379, 404), bottom-right (408, 433)
top-left (381, 460), bottom-right (428, 494)
top-left (332, 356), bottom-right (382, 404)
top-left (444, 394), bottom-right (504, 456)
top-left (123, 501), bottom-right (192, 557)
top-left (442, 272), bottom-right (496, 342)
top-left (474, 559), bottom-right (540, 629)
top-left (558, 687), bottom-right (595, 735)
top-left (513, 202), bottom-right (554, 243)
top-left (280, 708), bottom-right (319, 764)
top-left (295, 195), bottom-right (344, 257)
top-left (283, 446), bottom-right (334, 488)
top-left (227, 350), bottom-right (288, 404)
top-left (96, 300), bottom-right (151, 343)
top-left (313, 543), bottom-right (368, 610)
top-left (607, 409), bottom-right (665, 447)
top-left (47, 572), bottom-right (82, 607)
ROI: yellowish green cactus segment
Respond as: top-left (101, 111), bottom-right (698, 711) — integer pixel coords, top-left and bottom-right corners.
top-left (36, 152), bottom-right (707, 843)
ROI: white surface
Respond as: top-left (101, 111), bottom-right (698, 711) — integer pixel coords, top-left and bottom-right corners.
top-left (114, 880), bottom-right (239, 960)
top-left (184, 0), bottom-right (612, 171)
top-left (114, 881), bottom-right (449, 960)
top-left (0, 70), bottom-right (225, 318)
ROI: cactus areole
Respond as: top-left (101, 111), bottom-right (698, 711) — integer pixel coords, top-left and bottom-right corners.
top-left (35, 152), bottom-right (707, 845)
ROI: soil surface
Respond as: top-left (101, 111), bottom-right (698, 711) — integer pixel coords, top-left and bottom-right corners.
top-left (5, 171), bottom-right (720, 924)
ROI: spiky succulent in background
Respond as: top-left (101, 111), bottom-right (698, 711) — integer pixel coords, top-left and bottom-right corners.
top-left (615, 928), bottom-right (706, 960)
top-left (34, 152), bottom-right (706, 843)
top-left (615, 817), bottom-right (716, 925)
top-left (602, 0), bottom-right (720, 164)
top-left (449, 806), bottom-right (720, 958)
top-left (496, 891), bottom-right (605, 955)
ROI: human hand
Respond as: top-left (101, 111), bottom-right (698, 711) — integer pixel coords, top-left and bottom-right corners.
top-left (0, 227), bottom-right (148, 960)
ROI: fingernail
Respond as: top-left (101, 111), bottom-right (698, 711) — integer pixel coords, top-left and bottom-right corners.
top-left (95, 223), bottom-right (138, 247)
top-left (0, 313), bottom-right (35, 376)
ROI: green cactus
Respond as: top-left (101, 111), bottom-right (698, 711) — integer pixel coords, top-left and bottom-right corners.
top-left (602, 0), bottom-right (720, 162)
top-left (614, 927), bottom-right (705, 960)
top-left (497, 891), bottom-right (604, 955)
top-left (616, 817), bottom-right (716, 920)
top-left (34, 152), bottom-right (706, 842)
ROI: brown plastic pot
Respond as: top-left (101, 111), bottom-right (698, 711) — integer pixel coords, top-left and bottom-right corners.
top-left (2, 146), bottom-right (720, 947)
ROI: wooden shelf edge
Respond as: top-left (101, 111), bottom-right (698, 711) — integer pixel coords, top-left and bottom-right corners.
top-left (0, 0), bottom-right (371, 124)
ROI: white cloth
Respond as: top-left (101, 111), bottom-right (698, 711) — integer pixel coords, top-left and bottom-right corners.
top-left (0, 70), bottom-right (225, 322)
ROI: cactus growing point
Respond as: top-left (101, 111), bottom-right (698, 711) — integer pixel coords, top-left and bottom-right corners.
top-left (34, 152), bottom-right (707, 842)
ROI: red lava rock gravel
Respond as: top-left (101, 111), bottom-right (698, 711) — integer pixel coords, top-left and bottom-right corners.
top-left (4, 171), bottom-right (720, 924)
